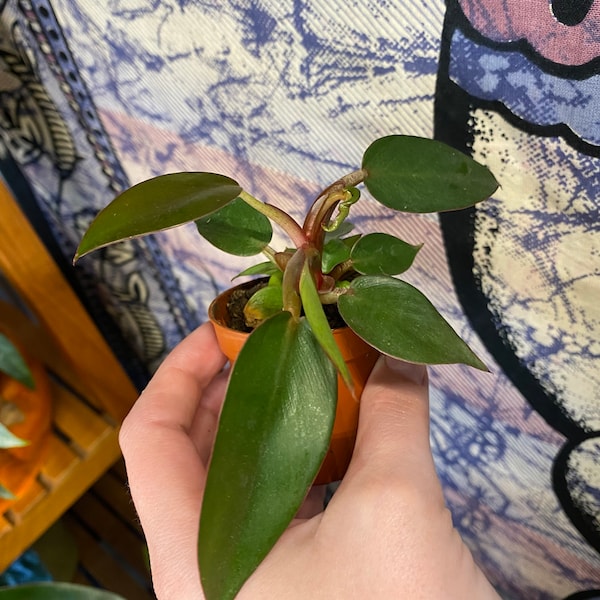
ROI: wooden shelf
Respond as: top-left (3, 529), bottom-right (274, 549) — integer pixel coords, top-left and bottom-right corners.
top-left (0, 346), bottom-right (123, 570)
top-left (64, 459), bottom-right (154, 599)
top-left (0, 182), bottom-right (138, 573)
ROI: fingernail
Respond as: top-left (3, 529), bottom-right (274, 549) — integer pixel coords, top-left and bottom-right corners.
top-left (385, 356), bottom-right (427, 385)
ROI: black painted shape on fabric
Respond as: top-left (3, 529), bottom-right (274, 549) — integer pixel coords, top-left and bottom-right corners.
top-left (435, 1), bottom-right (600, 555)
top-left (551, 0), bottom-right (595, 26)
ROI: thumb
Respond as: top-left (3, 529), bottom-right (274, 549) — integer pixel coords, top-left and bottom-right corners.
top-left (347, 355), bottom-right (438, 488)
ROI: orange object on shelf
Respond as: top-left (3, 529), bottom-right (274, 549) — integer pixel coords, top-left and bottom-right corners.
top-left (0, 333), bottom-right (52, 514)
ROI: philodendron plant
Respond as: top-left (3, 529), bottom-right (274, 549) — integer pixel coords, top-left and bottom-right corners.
top-left (75, 135), bottom-right (498, 600)
top-left (0, 332), bottom-right (34, 500)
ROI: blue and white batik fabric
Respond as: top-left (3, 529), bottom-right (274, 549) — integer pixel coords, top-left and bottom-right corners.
top-left (0, 2), bottom-right (598, 598)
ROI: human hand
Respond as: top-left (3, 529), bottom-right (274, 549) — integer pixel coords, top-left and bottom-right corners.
top-left (120, 322), bottom-right (500, 599)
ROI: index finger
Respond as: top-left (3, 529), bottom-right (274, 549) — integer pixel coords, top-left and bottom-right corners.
top-left (119, 322), bottom-right (226, 599)
top-left (127, 321), bottom-right (227, 432)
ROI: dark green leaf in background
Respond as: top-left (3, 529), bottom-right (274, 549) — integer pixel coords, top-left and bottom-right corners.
top-left (362, 135), bottom-right (498, 213)
top-left (338, 275), bottom-right (487, 370)
top-left (196, 197), bottom-right (272, 256)
top-left (199, 312), bottom-right (337, 600)
top-left (0, 483), bottom-right (14, 500)
top-left (0, 333), bottom-right (34, 389)
top-left (75, 172), bottom-right (242, 259)
top-left (0, 583), bottom-right (125, 599)
top-left (0, 423), bottom-right (28, 449)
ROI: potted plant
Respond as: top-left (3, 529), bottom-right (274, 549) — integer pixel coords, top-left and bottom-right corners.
top-left (0, 327), bottom-right (52, 509)
top-left (75, 134), bottom-right (498, 600)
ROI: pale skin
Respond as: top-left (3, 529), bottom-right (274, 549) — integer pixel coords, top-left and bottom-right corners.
top-left (120, 322), bottom-right (502, 599)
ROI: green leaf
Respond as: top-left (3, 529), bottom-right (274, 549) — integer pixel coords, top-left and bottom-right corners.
top-left (321, 238), bottom-right (352, 273)
top-left (299, 262), bottom-right (352, 389)
top-left (321, 234), bottom-right (361, 273)
top-left (351, 233), bottom-right (422, 275)
top-left (0, 423), bottom-right (28, 449)
top-left (75, 172), bottom-right (242, 259)
top-left (338, 275), bottom-right (487, 370)
top-left (362, 135), bottom-right (498, 213)
top-left (232, 261), bottom-right (280, 279)
top-left (0, 333), bottom-right (34, 389)
top-left (196, 196), bottom-right (272, 256)
top-left (0, 484), bottom-right (14, 500)
top-left (0, 583), bottom-right (125, 599)
top-left (243, 282), bottom-right (283, 328)
top-left (199, 312), bottom-right (337, 600)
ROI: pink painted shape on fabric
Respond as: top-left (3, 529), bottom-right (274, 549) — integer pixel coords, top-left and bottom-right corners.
top-left (459, 0), bottom-right (600, 65)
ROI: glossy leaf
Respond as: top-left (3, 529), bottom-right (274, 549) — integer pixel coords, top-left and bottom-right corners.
top-left (321, 238), bottom-right (351, 273)
top-left (243, 282), bottom-right (283, 328)
top-left (0, 333), bottom-right (34, 389)
top-left (299, 261), bottom-right (352, 389)
top-left (196, 196), bottom-right (272, 256)
top-left (338, 275), bottom-right (487, 370)
top-left (0, 583), bottom-right (125, 599)
top-left (351, 233), bottom-right (422, 275)
top-left (233, 261), bottom-right (280, 279)
top-left (199, 312), bottom-right (336, 600)
top-left (0, 423), bottom-right (28, 449)
top-left (75, 172), bottom-right (242, 259)
top-left (362, 135), bottom-right (498, 213)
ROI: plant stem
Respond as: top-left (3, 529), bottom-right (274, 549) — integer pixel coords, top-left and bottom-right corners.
top-left (281, 248), bottom-right (305, 320)
top-left (318, 286), bottom-right (350, 304)
top-left (328, 259), bottom-right (355, 281)
top-left (302, 168), bottom-right (367, 245)
top-left (239, 190), bottom-right (308, 248)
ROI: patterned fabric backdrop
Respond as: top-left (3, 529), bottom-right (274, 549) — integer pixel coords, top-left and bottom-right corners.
top-left (0, 1), bottom-right (598, 598)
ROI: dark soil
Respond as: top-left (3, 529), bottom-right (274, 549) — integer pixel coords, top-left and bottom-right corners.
top-left (227, 279), bottom-right (348, 332)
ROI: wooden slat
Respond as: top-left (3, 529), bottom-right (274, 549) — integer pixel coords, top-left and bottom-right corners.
top-left (0, 428), bottom-right (121, 572)
top-left (51, 381), bottom-right (113, 454)
top-left (62, 512), bottom-right (153, 600)
top-left (91, 471), bottom-right (142, 536)
top-left (70, 492), bottom-right (148, 578)
top-left (63, 460), bottom-right (155, 598)
top-left (5, 479), bottom-right (49, 526)
top-left (40, 434), bottom-right (80, 487)
top-left (0, 515), bottom-right (12, 537)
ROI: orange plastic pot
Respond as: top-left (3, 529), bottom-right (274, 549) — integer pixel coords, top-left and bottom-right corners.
top-left (0, 327), bottom-right (52, 512)
top-left (208, 280), bottom-right (379, 485)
